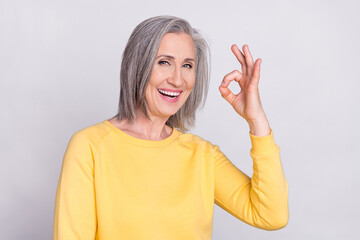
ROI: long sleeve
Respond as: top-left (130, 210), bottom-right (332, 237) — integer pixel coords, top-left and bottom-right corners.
top-left (52, 120), bottom-right (287, 239)
top-left (213, 129), bottom-right (289, 230)
top-left (53, 131), bottom-right (97, 240)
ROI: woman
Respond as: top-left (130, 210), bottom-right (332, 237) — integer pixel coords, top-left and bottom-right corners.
top-left (53, 16), bottom-right (288, 239)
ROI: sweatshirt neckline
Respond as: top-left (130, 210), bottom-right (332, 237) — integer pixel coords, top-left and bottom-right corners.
top-left (103, 120), bottom-right (181, 147)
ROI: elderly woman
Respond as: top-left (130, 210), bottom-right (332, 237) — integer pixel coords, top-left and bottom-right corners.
top-left (53, 16), bottom-right (288, 239)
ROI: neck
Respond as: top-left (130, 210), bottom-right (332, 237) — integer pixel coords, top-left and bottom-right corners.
top-left (109, 109), bottom-right (173, 141)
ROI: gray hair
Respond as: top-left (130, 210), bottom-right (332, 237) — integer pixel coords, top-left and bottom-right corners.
top-left (115, 15), bottom-right (210, 132)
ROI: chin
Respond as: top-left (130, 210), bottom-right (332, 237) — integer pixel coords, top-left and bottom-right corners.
top-left (146, 93), bottom-right (189, 119)
top-left (159, 108), bottom-right (180, 118)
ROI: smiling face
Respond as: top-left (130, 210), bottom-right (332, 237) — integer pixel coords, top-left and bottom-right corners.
top-left (145, 32), bottom-right (196, 120)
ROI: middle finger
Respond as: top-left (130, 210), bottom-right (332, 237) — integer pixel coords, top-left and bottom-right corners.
top-left (231, 44), bottom-right (247, 76)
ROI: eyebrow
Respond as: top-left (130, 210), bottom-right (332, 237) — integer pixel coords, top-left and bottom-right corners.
top-left (156, 54), bottom-right (195, 62)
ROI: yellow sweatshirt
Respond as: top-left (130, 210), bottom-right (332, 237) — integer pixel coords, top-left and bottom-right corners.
top-left (53, 120), bottom-right (288, 240)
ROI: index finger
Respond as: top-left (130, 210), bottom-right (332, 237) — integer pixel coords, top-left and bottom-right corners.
top-left (231, 44), bottom-right (247, 76)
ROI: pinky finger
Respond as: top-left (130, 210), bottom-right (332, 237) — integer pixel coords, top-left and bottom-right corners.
top-left (250, 58), bottom-right (261, 86)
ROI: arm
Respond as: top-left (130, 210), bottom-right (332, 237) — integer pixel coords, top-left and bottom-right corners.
top-left (214, 130), bottom-right (288, 230)
top-left (53, 131), bottom-right (97, 240)
top-left (216, 44), bottom-right (289, 229)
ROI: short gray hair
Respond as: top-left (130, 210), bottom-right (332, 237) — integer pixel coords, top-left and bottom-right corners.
top-left (115, 15), bottom-right (210, 132)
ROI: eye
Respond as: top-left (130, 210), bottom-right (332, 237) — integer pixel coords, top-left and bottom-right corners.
top-left (183, 63), bottom-right (193, 69)
top-left (158, 60), bottom-right (170, 66)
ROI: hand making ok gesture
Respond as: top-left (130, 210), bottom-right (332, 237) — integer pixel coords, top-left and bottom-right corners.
top-left (219, 44), bottom-right (271, 136)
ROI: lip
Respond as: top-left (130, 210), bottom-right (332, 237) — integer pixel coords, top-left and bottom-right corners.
top-left (157, 88), bottom-right (182, 103)
top-left (158, 88), bottom-right (182, 93)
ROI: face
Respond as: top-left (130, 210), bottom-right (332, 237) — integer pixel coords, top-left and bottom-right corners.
top-left (145, 32), bottom-right (196, 119)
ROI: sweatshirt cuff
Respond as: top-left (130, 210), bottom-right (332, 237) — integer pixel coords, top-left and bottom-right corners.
top-left (249, 128), bottom-right (278, 156)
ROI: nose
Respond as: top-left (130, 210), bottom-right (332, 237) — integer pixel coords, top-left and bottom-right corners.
top-left (167, 66), bottom-right (183, 87)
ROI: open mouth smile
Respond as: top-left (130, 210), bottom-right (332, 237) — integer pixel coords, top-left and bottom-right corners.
top-left (157, 88), bottom-right (182, 102)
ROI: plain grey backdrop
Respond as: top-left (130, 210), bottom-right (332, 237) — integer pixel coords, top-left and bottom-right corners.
top-left (1, 0), bottom-right (359, 239)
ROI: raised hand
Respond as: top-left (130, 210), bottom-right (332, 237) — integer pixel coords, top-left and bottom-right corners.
top-left (219, 44), bottom-right (271, 136)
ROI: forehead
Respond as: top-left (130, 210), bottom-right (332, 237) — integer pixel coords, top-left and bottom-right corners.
top-left (157, 33), bottom-right (195, 59)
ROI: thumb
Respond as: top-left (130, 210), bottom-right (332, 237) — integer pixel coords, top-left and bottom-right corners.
top-left (219, 85), bottom-right (235, 105)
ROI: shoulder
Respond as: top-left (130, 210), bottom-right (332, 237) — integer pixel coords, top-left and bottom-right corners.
top-left (67, 120), bottom-right (113, 152)
top-left (175, 130), bottom-right (219, 152)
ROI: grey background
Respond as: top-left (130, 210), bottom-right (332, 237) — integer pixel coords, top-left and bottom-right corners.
top-left (1, 0), bottom-right (359, 239)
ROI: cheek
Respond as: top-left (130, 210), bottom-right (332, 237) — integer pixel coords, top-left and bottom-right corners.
top-left (145, 86), bottom-right (155, 104)
top-left (186, 73), bottom-right (196, 90)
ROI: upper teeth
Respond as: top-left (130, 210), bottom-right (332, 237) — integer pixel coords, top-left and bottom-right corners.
top-left (158, 89), bottom-right (181, 97)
